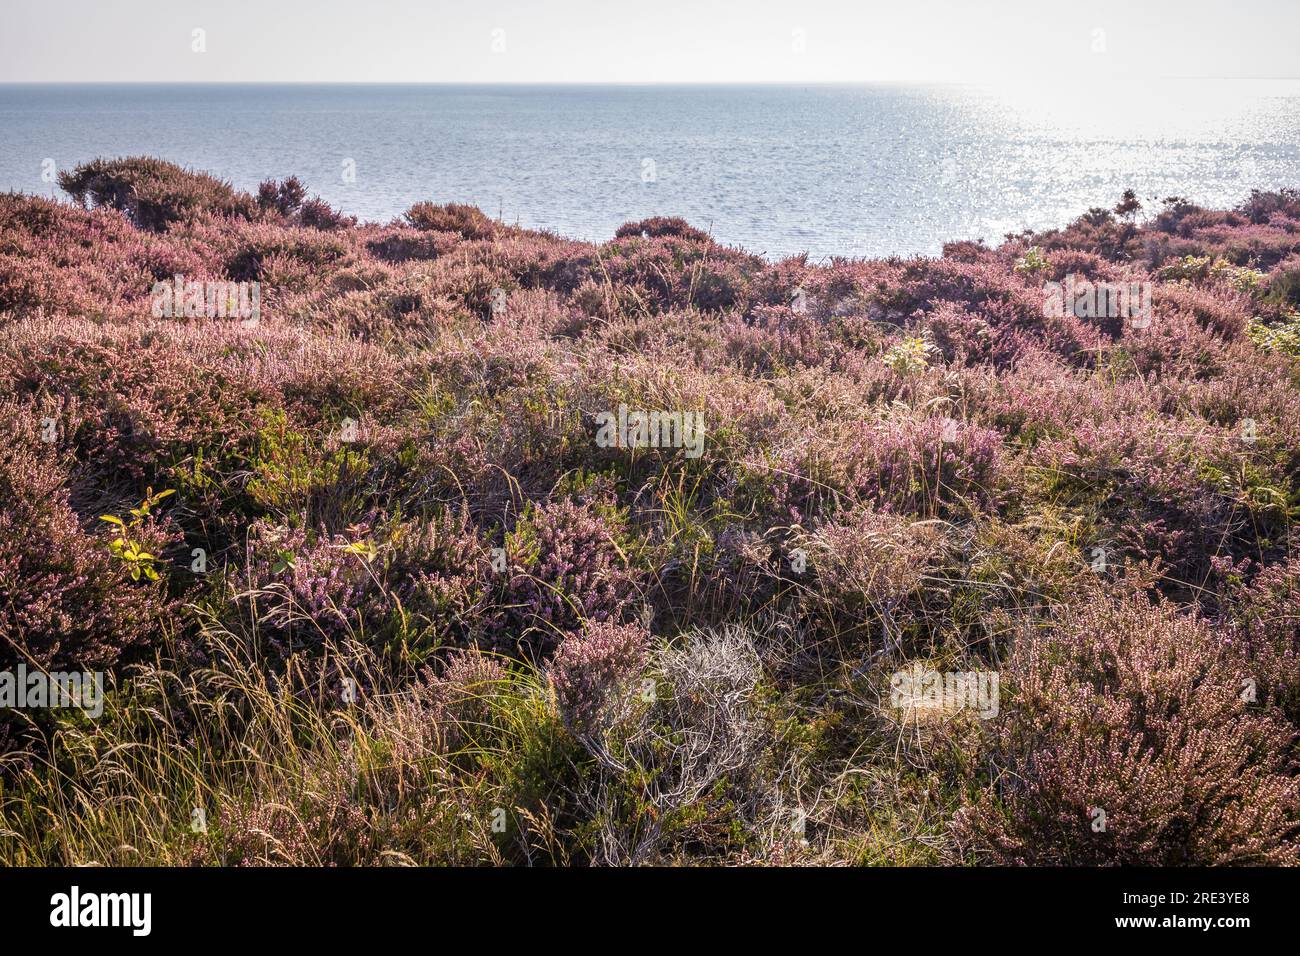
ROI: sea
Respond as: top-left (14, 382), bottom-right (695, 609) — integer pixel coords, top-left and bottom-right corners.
top-left (1, 81), bottom-right (1297, 259)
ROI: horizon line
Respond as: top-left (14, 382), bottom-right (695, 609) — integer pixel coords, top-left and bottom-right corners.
top-left (3, 76), bottom-right (1300, 86)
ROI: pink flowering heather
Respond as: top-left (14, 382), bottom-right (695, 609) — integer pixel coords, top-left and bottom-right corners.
top-left (404, 202), bottom-right (498, 240)
top-left (547, 622), bottom-right (649, 736)
top-left (614, 216), bottom-right (712, 244)
top-left (954, 593), bottom-right (1300, 865)
top-left (389, 506), bottom-right (497, 643)
top-left (1220, 555), bottom-right (1300, 726)
top-left (241, 520), bottom-right (397, 648)
top-left (0, 406), bottom-right (179, 675)
top-left (503, 499), bottom-right (640, 650)
top-left (4, 155), bottom-right (1300, 866)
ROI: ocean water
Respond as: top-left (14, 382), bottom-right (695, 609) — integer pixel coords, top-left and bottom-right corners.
top-left (1, 81), bottom-right (1298, 259)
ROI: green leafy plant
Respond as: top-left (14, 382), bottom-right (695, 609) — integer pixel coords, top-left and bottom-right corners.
top-left (1248, 312), bottom-right (1300, 356)
top-left (337, 539), bottom-right (380, 563)
top-left (1013, 245), bottom-right (1048, 275)
top-left (882, 335), bottom-right (935, 374)
top-left (99, 487), bottom-right (174, 582)
top-left (1158, 254), bottom-right (1266, 293)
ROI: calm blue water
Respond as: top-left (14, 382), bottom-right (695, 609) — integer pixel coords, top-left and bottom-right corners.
top-left (2, 82), bottom-right (1298, 259)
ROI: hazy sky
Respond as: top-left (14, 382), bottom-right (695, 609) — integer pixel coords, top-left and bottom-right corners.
top-left (2, 0), bottom-right (1297, 84)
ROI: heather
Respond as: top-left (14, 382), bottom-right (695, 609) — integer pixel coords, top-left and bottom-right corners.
top-left (952, 590), bottom-right (1300, 865)
top-left (1, 160), bottom-right (1299, 865)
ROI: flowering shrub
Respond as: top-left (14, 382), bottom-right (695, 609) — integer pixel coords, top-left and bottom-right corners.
top-left (364, 227), bottom-right (459, 264)
top-left (256, 176), bottom-right (307, 216)
top-left (547, 622), bottom-right (648, 737)
top-left (410, 649), bottom-right (512, 752)
top-left (213, 784), bottom-right (376, 867)
top-left (0, 425), bottom-right (176, 671)
top-left (226, 223), bottom-right (354, 282)
top-left (5, 162), bottom-right (1300, 866)
top-left (390, 507), bottom-right (495, 643)
top-left (1029, 415), bottom-right (1292, 591)
top-left (923, 300), bottom-right (994, 365)
top-left (1220, 555), bottom-right (1300, 725)
top-left (240, 521), bottom-right (397, 648)
top-left (594, 235), bottom-right (759, 313)
top-left (869, 416), bottom-right (1008, 517)
top-left (298, 197), bottom-right (356, 231)
top-left (504, 499), bottom-right (640, 647)
top-left (236, 504), bottom-right (498, 653)
top-left (953, 593), bottom-right (1300, 865)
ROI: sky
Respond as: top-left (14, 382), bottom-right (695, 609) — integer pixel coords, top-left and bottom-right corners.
top-left (1, 0), bottom-right (1297, 84)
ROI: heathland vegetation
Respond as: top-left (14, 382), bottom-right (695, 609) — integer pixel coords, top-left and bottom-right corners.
top-left (1, 158), bottom-right (1299, 864)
